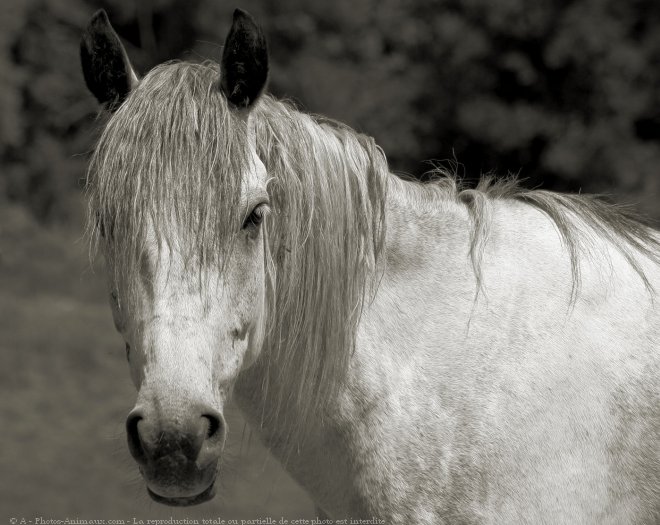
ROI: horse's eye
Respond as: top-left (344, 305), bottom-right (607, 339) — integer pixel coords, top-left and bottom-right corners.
top-left (125, 342), bottom-right (131, 361)
top-left (242, 204), bottom-right (268, 230)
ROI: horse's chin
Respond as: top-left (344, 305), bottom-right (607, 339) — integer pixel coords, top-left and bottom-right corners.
top-left (147, 481), bottom-right (216, 507)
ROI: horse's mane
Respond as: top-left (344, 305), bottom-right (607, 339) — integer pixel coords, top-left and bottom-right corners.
top-left (249, 95), bottom-right (387, 444)
top-left (420, 171), bottom-right (660, 297)
top-left (86, 59), bottom-right (659, 456)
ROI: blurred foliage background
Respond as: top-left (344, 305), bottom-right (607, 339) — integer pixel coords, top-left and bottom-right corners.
top-left (3, 0), bottom-right (660, 517)
top-left (3, 0), bottom-right (660, 222)
top-left (0, 0), bottom-right (660, 221)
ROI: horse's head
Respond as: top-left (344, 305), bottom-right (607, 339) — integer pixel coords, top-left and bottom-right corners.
top-left (81, 9), bottom-right (269, 506)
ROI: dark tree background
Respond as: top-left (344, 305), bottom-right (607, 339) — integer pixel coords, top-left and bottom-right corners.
top-left (2, 1), bottom-right (660, 516)
top-left (3, 0), bottom-right (660, 221)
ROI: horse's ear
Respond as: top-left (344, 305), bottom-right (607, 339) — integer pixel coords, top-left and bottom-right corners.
top-left (80, 9), bottom-right (139, 111)
top-left (220, 9), bottom-right (269, 109)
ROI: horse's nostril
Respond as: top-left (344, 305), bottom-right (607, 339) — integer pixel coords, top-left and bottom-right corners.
top-left (202, 412), bottom-right (222, 440)
top-left (195, 410), bottom-right (225, 469)
top-left (126, 411), bottom-right (146, 465)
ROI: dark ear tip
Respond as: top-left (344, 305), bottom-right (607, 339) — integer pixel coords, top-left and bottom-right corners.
top-left (221, 8), bottom-right (268, 108)
top-left (232, 8), bottom-right (251, 21)
top-left (89, 9), bottom-right (110, 28)
top-left (81, 10), bottom-right (110, 53)
top-left (232, 8), bottom-right (262, 31)
top-left (80, 8), bottom-right (136, 111)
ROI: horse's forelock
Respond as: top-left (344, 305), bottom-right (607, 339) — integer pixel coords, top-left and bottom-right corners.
top-left (86, 61), bottom-right (249, 289)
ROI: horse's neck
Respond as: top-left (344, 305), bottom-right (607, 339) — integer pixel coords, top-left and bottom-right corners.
top-left (232, 173), bottom-right (475, 502)
top-left (234, 173), bottom-right (472, 408)
top-left (234, 173), bottom-right (660, 518)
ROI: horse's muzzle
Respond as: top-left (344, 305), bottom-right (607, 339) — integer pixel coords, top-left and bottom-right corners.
top-left (147, 481), bottom-right (216, 507)
top-left (126, 405), bottom-right (225, 506)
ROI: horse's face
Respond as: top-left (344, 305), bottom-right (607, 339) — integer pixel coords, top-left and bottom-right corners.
top-left (105, 149), bottom-right (268, 506)
top-left (81, 9), bottom-right (270, 506)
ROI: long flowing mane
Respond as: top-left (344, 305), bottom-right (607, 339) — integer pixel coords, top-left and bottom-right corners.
top-left (85, 61), bottom-right (389, 443)
top-left (431, 174), bottom-right (660, 297)
top-left (247, 95), bottom-right (388, 439)
top-left (86, 59), bottom-right (660, 452)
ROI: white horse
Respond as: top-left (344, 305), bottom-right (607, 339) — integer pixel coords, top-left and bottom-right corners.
top-left (80, 9), bottom-right (660, 524)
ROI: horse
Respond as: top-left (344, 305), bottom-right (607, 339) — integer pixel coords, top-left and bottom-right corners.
top-left (80, 8), bottom-right (660, 524)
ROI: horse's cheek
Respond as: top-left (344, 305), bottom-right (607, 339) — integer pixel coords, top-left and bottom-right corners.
top-left (128, 351), bottom-right (146, 389)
